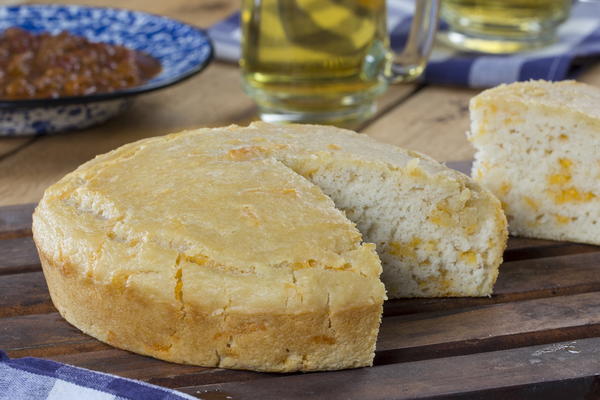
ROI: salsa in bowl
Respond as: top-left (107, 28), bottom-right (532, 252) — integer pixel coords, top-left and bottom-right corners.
top-left (0, 5), bottom-right (213, 135)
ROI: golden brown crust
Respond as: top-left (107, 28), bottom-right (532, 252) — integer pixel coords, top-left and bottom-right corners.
top-left (471, 80), bottom-right (600, 126)
top-left (39, 246), bottom-right (382, 372)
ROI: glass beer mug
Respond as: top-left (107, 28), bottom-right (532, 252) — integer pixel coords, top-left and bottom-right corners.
top-left (439, 0), bottom-right (575, 54)
top-left (240, 0), bottom-right (440, 126)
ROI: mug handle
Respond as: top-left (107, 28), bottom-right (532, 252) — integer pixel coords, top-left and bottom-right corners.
top-left (387, 0), bottom-right (441, 83)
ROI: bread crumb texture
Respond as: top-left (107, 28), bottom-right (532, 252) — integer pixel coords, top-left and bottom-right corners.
top-left (33, 122), bottom-right (506, 372)
top-left (469, 80), bottom-right (600, 245)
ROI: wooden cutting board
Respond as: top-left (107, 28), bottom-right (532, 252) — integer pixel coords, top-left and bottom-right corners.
top-left (2, 162), bottom-right (600, 399)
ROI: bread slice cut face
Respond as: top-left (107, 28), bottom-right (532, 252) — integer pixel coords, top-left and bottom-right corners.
top-left (469, 80), bottom-right (600, 245)
top-left (33, 122), bottom-right (506, 372)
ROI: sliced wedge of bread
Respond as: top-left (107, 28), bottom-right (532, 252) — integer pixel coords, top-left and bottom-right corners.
top-left (469, 80), bottom-right (600, 245)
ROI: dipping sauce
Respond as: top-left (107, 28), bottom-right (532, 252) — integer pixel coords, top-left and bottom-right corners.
top-left (0, 27), bottom-right (161, 100)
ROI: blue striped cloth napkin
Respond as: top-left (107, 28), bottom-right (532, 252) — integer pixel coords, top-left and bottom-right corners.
top-left (208, 0), bottom-right (600, 88)
top-left (0, 351), bottom-right (195, 400)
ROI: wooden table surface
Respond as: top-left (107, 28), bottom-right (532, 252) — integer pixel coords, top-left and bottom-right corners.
top-left (2, 1), bottom-right (600, 399)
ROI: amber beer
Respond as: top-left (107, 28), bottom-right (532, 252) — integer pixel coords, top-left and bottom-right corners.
top-left (241, 0), bottom-right (440, 126)
top-left (440, 0), bottom-right (572, 53)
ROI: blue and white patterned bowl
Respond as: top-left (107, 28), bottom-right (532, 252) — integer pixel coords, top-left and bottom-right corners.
top-left (0, 5), bottom-right (213, 136)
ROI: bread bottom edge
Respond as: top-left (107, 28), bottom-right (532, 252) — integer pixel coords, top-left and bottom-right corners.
top-left (39, 250), bottom-right (383, 373)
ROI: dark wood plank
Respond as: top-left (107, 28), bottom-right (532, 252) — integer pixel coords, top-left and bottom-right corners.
top-left (507, 237), bottom-right (561, 251)
top-left (178, 337), bottom-right (600, 400)
top-left (385, 251), bottom-right (600, 316)
top-left (495, 253), bottom-right (600, 297)
top-left (3, 292), bottom-right (600, 366)
top-left (0, 313), bottom-right (110, 357)
top-left (0, 236), bottom-right (40, 275)
top-left (0, 203), bottom-right (34, 239)
top-left (377, 291), bottom-right (600, 365)
top-left (504, 241), bottom-right (600, 262)
top-left (0, 271), bottom-right (53, 318)
top-left (50, 349), bottom-right (268, 388)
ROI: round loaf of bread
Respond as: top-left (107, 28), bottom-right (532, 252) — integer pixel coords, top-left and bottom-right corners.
top-left (33, 122), bottom-right (506, 372)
